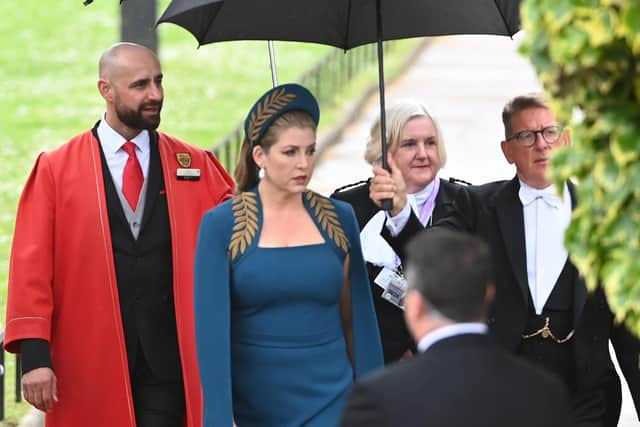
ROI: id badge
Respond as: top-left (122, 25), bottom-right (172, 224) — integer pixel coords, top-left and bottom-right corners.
top-left (374, 267), bottom-right (396, 290)
top-left (376, 268), bottom-right (407, 310)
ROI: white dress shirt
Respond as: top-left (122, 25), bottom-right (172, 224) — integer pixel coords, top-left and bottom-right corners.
top-left (417, 322), bottom-right (488, 353)
top-left (519, 180), bottom-right (572, 314)
top-left (97, 116), bottom-right (150, 191)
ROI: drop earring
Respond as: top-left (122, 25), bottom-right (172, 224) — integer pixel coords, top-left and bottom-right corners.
top-left (258, 165), bottom-right (265, 179)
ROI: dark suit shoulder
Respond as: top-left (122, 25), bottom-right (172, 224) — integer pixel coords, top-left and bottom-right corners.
top-left (352, 334), bottom-right (489, 390)
top-left (464, 179), bottom-right (520, 215)
top-left (437, 178), bottom-right (468, 202)
top-left (331, 180), bottom-right (377, 230)
top-left (344, 334), bottom-right (572, 427)
top-left (468, 179), bottom-right (512, 199)
top-left (432, 179), bottom-right (474, 230)
top-left (331, 180), bottom-right (370, 202)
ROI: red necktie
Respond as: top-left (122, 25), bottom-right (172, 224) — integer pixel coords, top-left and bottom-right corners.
top-left (122, 141), bottom-right (143, 210)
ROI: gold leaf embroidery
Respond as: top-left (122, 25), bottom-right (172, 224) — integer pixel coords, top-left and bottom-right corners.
top-left (305, 191), bottom-right (349, 252)
top-left (229, 192), bottom-right (259, 260)
top-left (247, 88), bottom-right (297, 143)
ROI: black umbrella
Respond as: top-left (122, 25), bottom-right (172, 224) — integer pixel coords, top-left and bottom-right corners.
top-left (158, 0), bottom-right (521, 208)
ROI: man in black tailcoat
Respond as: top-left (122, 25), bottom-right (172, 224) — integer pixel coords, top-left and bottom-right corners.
top-left (388, 93), bottom-right (640, 427)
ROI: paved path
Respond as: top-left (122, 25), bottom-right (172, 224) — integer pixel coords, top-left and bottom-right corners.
top-left (310, 34), bottom-right (539, 194)
top-left (310, 34), bottom-right (638, 426)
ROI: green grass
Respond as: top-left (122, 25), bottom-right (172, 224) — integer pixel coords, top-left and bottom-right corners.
top-left (0, 1), bottom-right (420, 424)
top-left (318, 40), bottom-right (424, 144)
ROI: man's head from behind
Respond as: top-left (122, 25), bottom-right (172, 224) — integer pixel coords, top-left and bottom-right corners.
top-left (98, 42), bottom-right (164, 139)
top-left (404, 228), bottom-right (494, 340)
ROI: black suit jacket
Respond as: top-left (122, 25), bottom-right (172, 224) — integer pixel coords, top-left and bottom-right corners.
top-left (471, 178), bottom-right (640, 425)
top-left (101, 132), bottom-right (182, 381)
top-left (332, 178), bottom-right (468, 363)
top-left (340, 333), bottom-right (573, 427)
top-left (391, 177), bottom-right (640, 425)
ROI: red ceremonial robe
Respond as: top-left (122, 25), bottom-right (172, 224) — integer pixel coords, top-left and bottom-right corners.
top-left (4, 130), bottom-right (234, 427)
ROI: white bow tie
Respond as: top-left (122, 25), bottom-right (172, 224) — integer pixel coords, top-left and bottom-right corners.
top-left (519, 186), bottom-right (562, 208)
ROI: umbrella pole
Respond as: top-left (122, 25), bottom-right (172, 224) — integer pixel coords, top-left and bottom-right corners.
top-left (376, 42), bottom-right (387, 171)
top-left (268, 40), bottom-right (279, 87)
top-left (376, 0), bottom-right (393, 211)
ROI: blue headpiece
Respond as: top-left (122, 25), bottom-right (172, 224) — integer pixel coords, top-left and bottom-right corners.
top-left (244, 83), bottom-right (320, 146)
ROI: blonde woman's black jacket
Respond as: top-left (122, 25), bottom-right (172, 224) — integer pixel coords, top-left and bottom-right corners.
top-left (331, 178), bottom-right (469, 363)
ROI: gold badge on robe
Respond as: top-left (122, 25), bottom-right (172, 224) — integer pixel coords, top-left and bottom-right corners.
top-left (176, 153), bottom-right (191, 168)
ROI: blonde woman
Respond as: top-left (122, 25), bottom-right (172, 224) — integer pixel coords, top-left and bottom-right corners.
top-left (332, 99), bottom-right (469, 363)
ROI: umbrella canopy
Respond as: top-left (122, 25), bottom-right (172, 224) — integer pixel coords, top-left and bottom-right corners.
top-left (158, 0), bottom-right (521, 208)
top-left (158, 0), bottom-right (521, 49)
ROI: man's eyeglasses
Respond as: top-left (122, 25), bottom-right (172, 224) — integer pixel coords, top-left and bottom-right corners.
top-left (506, 125), bottom-right (563, 147)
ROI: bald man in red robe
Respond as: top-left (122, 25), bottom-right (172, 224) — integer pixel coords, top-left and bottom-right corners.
top-left (4, 42), bottom-right (234, 427)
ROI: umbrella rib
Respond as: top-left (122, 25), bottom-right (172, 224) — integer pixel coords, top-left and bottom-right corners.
top-left (342, 0), bottom-right (353, 50)
top-left (198, 4), bottom-right (222, 46)
top-left (492, 0), bottom-right (514, 38)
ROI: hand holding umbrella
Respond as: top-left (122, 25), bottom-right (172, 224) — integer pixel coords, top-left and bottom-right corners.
top-left (370, 154), bottom-right (408, 217)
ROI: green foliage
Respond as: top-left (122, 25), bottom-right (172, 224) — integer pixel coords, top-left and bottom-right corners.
top-left (521, 0), bottom-right (640, 334)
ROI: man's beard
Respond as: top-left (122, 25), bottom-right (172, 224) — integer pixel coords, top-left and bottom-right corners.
top-left (116, 101), bottom-right (162, 131)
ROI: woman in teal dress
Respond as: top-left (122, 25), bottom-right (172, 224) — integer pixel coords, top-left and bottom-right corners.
top-left (194, 83), bottom-right (383, 427)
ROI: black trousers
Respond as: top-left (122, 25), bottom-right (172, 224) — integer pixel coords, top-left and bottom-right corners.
top-left (131, 349), bottom-right (186, 427)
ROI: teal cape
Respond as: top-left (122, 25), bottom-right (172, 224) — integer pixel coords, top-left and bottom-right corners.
top-left (194, 187), bottom-right (383, 426)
